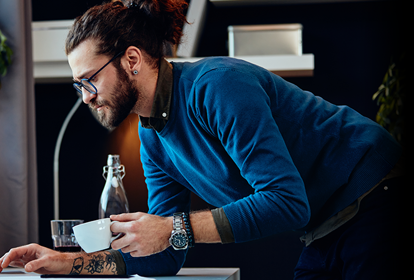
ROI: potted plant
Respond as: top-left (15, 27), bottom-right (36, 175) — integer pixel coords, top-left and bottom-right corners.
top-left (0, 28), bottom-right (13, 89)
top-left (372, 54), bottom-right (406, 144)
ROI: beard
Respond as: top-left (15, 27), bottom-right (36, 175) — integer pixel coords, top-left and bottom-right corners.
top-left (89, 66), bottom-right (138, 130)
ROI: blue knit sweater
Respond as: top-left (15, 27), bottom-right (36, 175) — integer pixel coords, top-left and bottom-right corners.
top-left (122, 57), bottom-right (401, 276)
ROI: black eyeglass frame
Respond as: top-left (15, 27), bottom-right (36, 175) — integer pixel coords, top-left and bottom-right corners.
top-left (73, 51), bottom-right (124, 95)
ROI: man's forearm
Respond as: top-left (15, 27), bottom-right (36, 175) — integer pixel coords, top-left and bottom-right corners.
top-left (190, 210), bottom-right (221, 243)
top-left (67, 250), bottom-right (120, 275)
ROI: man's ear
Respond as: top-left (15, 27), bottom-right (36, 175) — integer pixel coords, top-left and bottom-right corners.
top-left (123, 46), bottom-right (142, 74)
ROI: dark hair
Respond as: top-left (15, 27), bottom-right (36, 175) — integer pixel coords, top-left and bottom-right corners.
top-left (65, 0), bottom-right (188, 68)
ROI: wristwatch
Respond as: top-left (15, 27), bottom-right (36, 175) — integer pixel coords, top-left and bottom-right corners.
top-left (169, 213), bottom-right (188, 250)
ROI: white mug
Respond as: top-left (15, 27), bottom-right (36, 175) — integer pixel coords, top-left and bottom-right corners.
top-left (73, 218), bottom-right (121, 253)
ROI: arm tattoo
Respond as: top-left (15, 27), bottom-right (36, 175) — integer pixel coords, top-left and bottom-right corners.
top-left (68, 252), bottom-right (118, 275)
top-left (69, 257), bottom-right (84, 275)
top-left (85, 255), bottom-right (105, 274)
top-left (104, 252), bottom-right (118, 274)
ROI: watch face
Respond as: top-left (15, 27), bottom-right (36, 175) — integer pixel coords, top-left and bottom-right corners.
top-left (172, 232), bottom-right (187, 248)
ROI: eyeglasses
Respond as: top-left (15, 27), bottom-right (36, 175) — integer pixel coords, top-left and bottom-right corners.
top-left (73, 51), bottom-right (124, 95)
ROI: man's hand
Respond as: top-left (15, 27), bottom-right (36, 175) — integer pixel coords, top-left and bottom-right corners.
top-left (0, 244), bottom-right (72, 274)
top-left (110, 212), bottom-right (172, 257)
top-left (0, 244), bottom-right (120, 275)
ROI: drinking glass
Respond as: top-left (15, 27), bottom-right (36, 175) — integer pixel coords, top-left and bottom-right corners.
top-left (51, 219), bottom-right (84, 252)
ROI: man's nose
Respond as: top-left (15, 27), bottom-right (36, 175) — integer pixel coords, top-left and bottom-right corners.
top-left (82, 89), bottom-right (96, 104)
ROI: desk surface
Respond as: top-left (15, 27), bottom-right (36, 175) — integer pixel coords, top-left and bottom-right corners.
top-left (0, 268), bottom-right (240, 280)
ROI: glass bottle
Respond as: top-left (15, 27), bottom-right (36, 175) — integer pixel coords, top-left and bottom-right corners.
top-left (99, 154), bottom-right (130, 219)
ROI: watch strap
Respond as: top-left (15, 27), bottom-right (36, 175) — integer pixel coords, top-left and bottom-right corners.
top-left (173, 213), bottom-right (184, 231)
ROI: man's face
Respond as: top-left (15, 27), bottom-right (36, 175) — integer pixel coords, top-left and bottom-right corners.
top-left (93, 64), bottom-right (138, 129)
top-left (68, 40), bottom-right (138, 130)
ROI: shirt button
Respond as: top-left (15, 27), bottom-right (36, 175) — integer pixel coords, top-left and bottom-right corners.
top-left (162, 112), bottom-right (167, 118)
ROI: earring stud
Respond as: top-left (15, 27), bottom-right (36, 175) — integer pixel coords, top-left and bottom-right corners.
top-left (133, 70), bottom-right (138, 75)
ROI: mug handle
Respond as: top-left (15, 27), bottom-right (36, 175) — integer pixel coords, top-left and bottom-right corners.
top-left (110, 221), bottom-right (122, 242)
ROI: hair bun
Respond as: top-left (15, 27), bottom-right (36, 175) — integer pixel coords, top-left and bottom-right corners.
top-left (66, 0), bottom-right (188, 67)
top-left (127, 0), bottom-right (153, 18)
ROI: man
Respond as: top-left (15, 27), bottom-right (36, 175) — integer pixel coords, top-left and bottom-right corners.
top-left (0, 0), bottom-right (404, 278)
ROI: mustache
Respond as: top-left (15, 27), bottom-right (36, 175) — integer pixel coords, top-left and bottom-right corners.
top-left (88, 99), bottom-right (110, 111)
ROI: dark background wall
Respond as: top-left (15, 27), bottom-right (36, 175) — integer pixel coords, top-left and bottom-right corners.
top-left (32, 0), bottom-right (408, 279)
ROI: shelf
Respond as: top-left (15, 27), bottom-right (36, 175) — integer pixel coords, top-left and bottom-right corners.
top-left (34, 54), bottom-right (314, 83)
top-left (32, 20), bottom-right (314, 82)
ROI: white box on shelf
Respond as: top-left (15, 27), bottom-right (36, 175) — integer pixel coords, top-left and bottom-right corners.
top-left (228, 23), bottom-right (303, 57)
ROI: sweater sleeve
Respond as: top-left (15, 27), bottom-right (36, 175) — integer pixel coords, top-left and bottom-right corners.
top-left (120, 247), bottom-right (186, 277)
top-left (109, 248), bottom-right (186, 277)
top-left (193, 68), bottom-right (311, 243)
top-left (117, 137), bottom-right (191, 276)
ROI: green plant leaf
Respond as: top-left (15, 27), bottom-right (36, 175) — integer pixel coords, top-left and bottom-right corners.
top-left (0, 28), bottom-right (13, 79)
